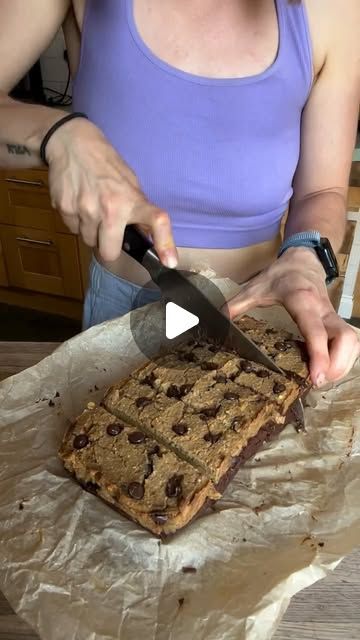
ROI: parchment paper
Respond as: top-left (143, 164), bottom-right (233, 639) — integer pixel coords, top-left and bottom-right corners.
top-left (0, 276), bottom-right (359, 640)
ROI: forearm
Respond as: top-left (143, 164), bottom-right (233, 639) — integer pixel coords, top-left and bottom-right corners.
top-left (0, 93), bottom-right (66, 168)
top-left (285, 190), bottom-right (347, 253)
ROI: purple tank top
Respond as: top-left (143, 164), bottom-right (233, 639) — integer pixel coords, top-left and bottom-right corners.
top-left (73, 0), bottom-right (312, 249)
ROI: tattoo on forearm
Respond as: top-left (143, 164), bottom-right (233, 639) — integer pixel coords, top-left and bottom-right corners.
top-left (6, 144), bottom-right (31, 156)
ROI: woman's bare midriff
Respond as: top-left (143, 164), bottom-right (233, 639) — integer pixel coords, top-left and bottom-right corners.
top-left (95, 233), bottom-right (282, 287)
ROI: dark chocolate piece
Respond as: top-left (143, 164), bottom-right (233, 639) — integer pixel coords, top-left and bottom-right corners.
top-left (172, 422), bottom-right (188, 436)
top-left (128, 482), bottom-right (144, 500)
top-left (128, 431), bottom-right (146, 444)
top-left (152, 513), bottom-right (168, 525)
top-left (106, 423), bottom-right (124, 437)
top-left (257, 369), bottom-right (270, 378)
top-left (166, 475), bottom-right (183, 498)
top-left (215, 374), bottom-right (227, 384)
top-left (166, 384), bottom-right (182, 399)
top-left (201, 361), bottom-right (218, 371)
top-left (273, 382), bottom-right (286, 394)
top-left (224, 391), bottom-right (239, 401)
top-left (240, 361), bottom-right (253, 373)
top-left (73, 434), bottom-right (89, 449)
top-left (182, 566), bottom-right (197, 574)
top-left (204, 432), bottom-right (221, 444)
top-left (136, 397), bottom-right (152, 408)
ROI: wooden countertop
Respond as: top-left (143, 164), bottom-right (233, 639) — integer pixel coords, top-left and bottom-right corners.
top-left (0, 342), bottom-right (359, 640)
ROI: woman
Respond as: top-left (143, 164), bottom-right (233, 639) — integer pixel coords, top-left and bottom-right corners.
top-left (0, 0), bottom-right (359, 386)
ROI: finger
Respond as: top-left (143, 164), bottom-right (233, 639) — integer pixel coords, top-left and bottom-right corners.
top-left (221, 280), bottom-right (274, 320)
top-left (322, 313), bottom-right (360, 381)
top-left (97, 219), bottom-right (125, 262)
top-left (60, 213), bottom-right (80, 235)
top-left (79, 218), bottom-right (99, 248)
top-left (285, 294), bottom-right (330, 386)
top-left (132, 203), bottom-right (178, 269)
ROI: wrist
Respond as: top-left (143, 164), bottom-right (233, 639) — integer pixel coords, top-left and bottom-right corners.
top-left (279, 246), bottom-right (327, 276)
top-left (40, 113), bottom-right (89, 165)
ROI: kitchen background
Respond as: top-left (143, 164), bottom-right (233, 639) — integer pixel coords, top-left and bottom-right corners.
top-left (0, 31), bottom-right (359, 342)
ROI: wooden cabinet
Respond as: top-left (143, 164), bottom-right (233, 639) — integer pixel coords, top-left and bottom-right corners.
top-left (0, 225), bottom-right (82, 299)
top-left (0, 236), bottom-right (8, 287)
top-left (0, 168), bottom-right (90, 319)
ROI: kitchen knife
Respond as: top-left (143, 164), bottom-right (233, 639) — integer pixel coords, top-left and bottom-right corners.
top-left (122, 225), bottom-right (305, 426)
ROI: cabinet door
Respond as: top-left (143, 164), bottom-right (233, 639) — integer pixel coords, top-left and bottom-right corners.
top-left (0, 224), bottom-right (83, 299)
top-left (0, 236), bottom-right (8, 286)
top-left (0, 170), bottom-right (72, 234)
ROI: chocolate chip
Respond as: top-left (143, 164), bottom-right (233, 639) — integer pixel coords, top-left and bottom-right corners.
top-left (73, 434), bottom-right (89, 449)
top-left (274, 342), bottom-right (287, 352)
top-left (181, 566), bottom-right (197, 574)
top-left (172, 422), bottom-right (188, 436)
top-left (166, 384), bottom-right (182, 398)
top-left (215, 374), bottom-right (227, 384)
top-left (205, 406), bottom-right (219, 417)
top-left (273, 382), bottom-right (286, 394)
top-left (240, 361), bottom-right (253, 373)
top-left (128, 431), bottom-right (146, 444)
top-left (142, 372), bottom-right (156, 386)
top-left (128, 482), bottom-right (144, 500)
top-left (201, 361), bottom-right (218, 371)
top-left (224, 391), bottom-right (239, 401)
top-left (48, 399), bottom-right (55, 407)
top-left (257, 369), bottom-right (270, 378)
top-left (136, 397), bottom-right (152, 408)
top-left (106, 423), bottom-right (124, 436)
top-left (204, 432), bottom-right (221, 444)
top-left (85, 481), bottom-right (99, 494)
top-left (166, 475), bottom-right (183, 498)
top-left (151, 513), bottom-right (168, 525)
top-left (231, 417), bottom-right (244, 431)
top-left (180, 383), bottom-right (193, 395)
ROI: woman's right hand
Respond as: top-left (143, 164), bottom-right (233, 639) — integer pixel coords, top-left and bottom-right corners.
top-left (46, 116), bottom-right (178, 267)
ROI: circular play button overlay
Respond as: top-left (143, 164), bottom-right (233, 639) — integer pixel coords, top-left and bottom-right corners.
top-left (129, 271), bottom-right (229, 365)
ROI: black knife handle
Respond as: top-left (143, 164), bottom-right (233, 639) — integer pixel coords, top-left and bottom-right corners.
top-left (122, 225), bottom-right (154, 265)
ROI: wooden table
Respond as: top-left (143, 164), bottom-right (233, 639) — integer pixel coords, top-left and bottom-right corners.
top-left (0, 342), bottom-right (359, 640)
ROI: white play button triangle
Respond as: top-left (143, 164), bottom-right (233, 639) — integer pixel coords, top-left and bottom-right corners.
top-left (165, 302), bottom-right (199, 340)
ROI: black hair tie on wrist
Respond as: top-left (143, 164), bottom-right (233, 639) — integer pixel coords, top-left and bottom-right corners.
top-left (40, 112), bottom-right (88, 166)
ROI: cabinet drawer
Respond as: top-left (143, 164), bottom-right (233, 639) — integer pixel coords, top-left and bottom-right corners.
top-left (0, 170), bottom-right (73, 235)
top-left (0, 225), bottom-right (82, 300)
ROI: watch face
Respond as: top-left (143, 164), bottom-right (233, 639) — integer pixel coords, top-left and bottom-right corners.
top-left (318, 238), bottom-right (339, 284)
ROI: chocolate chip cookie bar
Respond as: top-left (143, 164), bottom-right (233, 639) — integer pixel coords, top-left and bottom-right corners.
top-left (103, 341), bottom-right (305, 483)
top-left (59, 404), bottom-right (220, 536)
top-left (233, 315), bottom-right (309, 384)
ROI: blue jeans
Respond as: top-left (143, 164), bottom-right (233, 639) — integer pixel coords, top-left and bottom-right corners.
top-left (83, 257), bottom-right (161, 330)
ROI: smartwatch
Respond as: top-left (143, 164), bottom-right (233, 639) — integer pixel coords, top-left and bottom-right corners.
top-left (278, 231), bottom-right (339, 285)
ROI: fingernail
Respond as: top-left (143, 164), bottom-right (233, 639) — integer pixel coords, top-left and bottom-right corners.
top-left (164, 252), bottom-right (178, 269)
top-left (315, 373), bottom-right (327, 388)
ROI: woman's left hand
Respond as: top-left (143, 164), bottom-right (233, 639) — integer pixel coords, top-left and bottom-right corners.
top-left (224, 247), bottom-right (360, 387)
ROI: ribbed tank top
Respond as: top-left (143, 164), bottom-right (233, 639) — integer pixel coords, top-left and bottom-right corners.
top-left (73, 0), bottom-right (313, 249)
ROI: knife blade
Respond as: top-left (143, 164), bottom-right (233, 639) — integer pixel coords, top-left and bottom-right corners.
top-left (122, 225), bottom-right (305, 426)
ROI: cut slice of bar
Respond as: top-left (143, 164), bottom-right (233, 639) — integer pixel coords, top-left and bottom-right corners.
top-left (233, 315), bottom-right (309, 383)
top-left (59, 404), bottom-right (219, 536)
top-left (103, 345), bottom-right (302, 482)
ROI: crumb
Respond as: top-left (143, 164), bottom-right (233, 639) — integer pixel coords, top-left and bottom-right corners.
top-left (181, 566), bottom-right (197, 574)
top-left (158, 540), bottom-right (161, 548)
top-left (18, 502), bottom-right (24, 511)
top-left (48, 400), bottom-right (55, 407)
top-left (178, 598), bottom-right (185, 608)
top-left (55, 391), bottom-right (60, 398)
top-left (242, 538), bottom-right (247, 543)
top-left (35, 400), bottom-right (40, 404)
top-left (94, 385), bottom-right (99, 391)
top-left (87, 402), bottom-right (96, 410)
top-left (318, 542), bottom-right (325, 548)
top-left (89, 388), bottom-right (93, 393)
top-left (103, 368), bottom-right (107, 372)
top-left (254, 458), bottom-right (261, 462)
